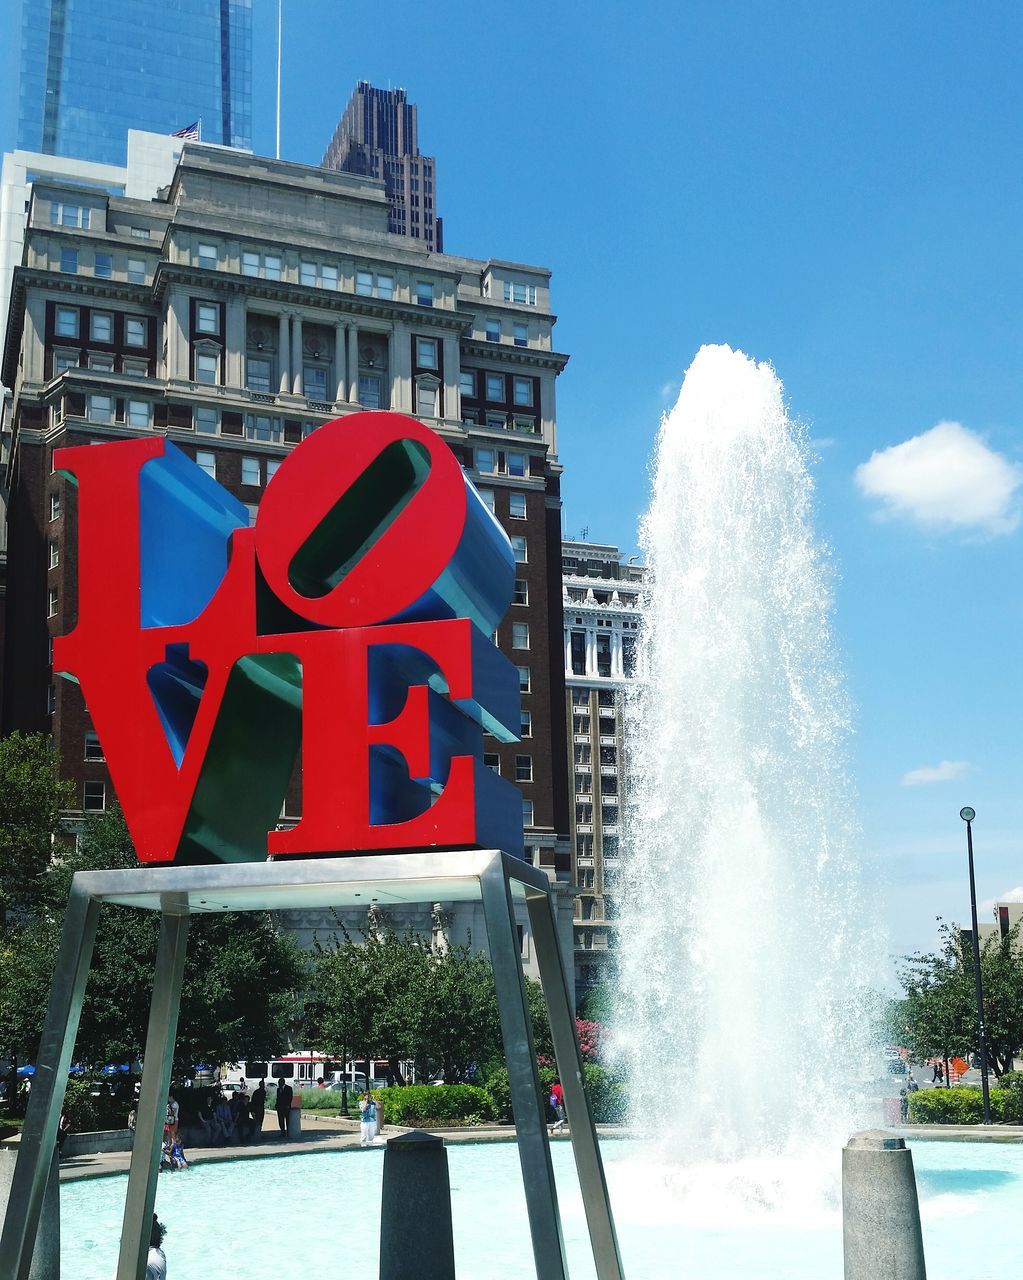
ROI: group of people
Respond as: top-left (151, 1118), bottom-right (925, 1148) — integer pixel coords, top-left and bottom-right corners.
top-left (196, 1081), bottom-right (270, 1145)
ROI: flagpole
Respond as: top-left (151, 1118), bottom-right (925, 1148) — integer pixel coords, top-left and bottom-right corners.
top-left (275, 0), bottom-right (282, 159)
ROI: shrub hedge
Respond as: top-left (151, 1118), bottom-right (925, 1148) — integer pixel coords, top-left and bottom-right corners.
top-left (482, 1065), bottom-right (625, 1125)
top-left (378, 1085), bottom-right (494, 1127)
top-left (907, 1086), bottom-right (1016, 1125)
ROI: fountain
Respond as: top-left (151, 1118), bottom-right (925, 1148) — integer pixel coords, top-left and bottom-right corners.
top-left (614, 344), bottom-right (883, 1186)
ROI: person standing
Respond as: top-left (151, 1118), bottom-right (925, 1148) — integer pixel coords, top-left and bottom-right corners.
top-left (250, 1080), bottom-right (266, 1141)
top-left (359, 1092), bottom-right (377, 1147)
top-left (549, 1081), bottom-right (565, 1134)
top-left (165, 1093), bottom-right (179, 1141)
top-left (147, 1214), bottom-right (167, 1279)
top-left (276, 1079), bottom-right (293, 1136)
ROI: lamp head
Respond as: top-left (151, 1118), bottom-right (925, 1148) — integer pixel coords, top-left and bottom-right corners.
top-left (960, 806), bottom-right (976, 823)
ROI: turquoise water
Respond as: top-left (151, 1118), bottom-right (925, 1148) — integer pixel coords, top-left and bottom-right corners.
top-left (61, 1139), bottom-right (1023, 1278)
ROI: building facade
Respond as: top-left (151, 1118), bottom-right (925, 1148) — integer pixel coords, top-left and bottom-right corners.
top-left (0, 141), bottom-right (574, 969)
top-left (15, 0), bottom-right (252, 165)
top-left (562, 540), bottom-right (644, 995)
top-left (322, 83), bottom-right (442, 253)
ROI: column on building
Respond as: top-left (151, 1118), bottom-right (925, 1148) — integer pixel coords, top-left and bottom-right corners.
top-left (564, 628), bottom-right (572, 674)
top-left (164, 288), bottom-right (190, 382)
top-left (291, 314), bottom-right (303, 397)
top-left (610, 628), bottom-right (623, 678)
top-left (333, 321), bottom-right (346, 404)
top-left (347, 324), bottom-right (359, 402)
top-left (277, 313), bottom-right (290, 395)
top-left (442, 335), bottom-right (460, 421)
top-left (585, 627), bottom-right (598, 678)
top-left (390, 320), bottom-right (411, 412)
top-left (224, 295), bottom-right (246, 388)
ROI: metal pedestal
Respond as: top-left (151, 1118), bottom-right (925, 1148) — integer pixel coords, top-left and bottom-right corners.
top-left (0, 849), bottom-right (624, 1280)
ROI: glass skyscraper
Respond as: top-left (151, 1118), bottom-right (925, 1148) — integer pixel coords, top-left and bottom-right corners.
top-left (16, 0), bottom-right (252, 165)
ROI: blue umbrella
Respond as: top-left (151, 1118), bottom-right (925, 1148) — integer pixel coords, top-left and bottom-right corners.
top-left (16, 1065), bottom-right (35, 1076)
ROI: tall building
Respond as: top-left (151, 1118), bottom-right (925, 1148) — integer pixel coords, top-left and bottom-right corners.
top-left (0, 140), bottom-right (574, 980)
top-left (322, 83), bottom-right (442, 253)
top-left (14, 0), bottom-right (252, 165)
top-left (562, 540), bottom-right (644, 995)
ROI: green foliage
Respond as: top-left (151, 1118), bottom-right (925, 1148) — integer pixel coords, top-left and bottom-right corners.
top-left (525, 979), bottom-right (554, 1063)
top-left (306, 927), bottom-right (503, 1084)
top-left (0, 733), bottom-right (74, 925)
top-left (583, 1064), bottom-right (627, 1123)
top-left (577, 982), bottom-right (614, 1023)
top-left (296, 1088), bottom-right (345, 1112)
top-left (895, 920), bottom-right (1023, 1077)
top-left (907, 1086), bottom-right (1013, 1125)
top-left (378, 1084), bottom-right (494, 1126)
top-left (483, 1063), bottom-right (556, 1123)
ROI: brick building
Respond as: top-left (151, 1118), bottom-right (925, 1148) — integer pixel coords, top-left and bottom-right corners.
top-left (0, 141), bottom-right (573, 938)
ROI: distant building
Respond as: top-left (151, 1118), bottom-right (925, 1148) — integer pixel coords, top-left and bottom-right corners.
top-left (322, 82), bottom-right (442, 253)
top-left (14, 0), bottom-right (252, 165)
top-left (964, 900), bottom-right (1023, 953)
top-left (562, 539), bottom-right (644, 994)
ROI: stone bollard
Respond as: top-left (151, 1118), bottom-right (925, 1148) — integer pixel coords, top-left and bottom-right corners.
top-left (843, 1130), bottom-right (926, 1280)
top-left (379, 1131), bottom-right (455, 1280)
top-left (0, 1147), bottom-right (60, 1280)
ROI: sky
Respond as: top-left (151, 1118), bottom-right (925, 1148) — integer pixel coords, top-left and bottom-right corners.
top-left (2, 0), bottom-right (1021, 979)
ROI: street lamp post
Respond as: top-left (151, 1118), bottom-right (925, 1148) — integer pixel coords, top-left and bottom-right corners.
top-left (960, 806), bottom-right (991, 1124)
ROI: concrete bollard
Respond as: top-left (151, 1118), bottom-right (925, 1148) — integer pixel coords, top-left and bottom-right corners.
top-left (379, 1130), bottom-right (455, 1280)
top-left (0, 1147), bottom-right (60, 1280)
top-left (843, 1130), bottom-right (926, 1280)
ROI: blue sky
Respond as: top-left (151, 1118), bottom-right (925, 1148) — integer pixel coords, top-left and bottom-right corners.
top-left (3, 0), bottom-right (1021, 975)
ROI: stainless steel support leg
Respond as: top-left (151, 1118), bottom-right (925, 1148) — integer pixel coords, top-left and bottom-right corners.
top-left (116, 907), bottom-right (190, 1280)
top-left (0, 879), bottom-right (101, 1280)
top-left (480, 857), bottom-right (568, 1280)
top-left (526, 879), bottom-right (625, 1280)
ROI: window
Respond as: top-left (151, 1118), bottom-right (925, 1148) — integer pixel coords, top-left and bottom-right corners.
top-left (604, 836), bottom-right (620, 858)
top-left (516, 755), bottom-right (533, 782)
top-left (127, 400), bottom-right (151, 427)
top-left (300, 261), bottom-right (317, 286)
top-left (125, 317), bottom-right (146, 346)
top-left (377, 274), bottom-right (393, 300)
top-left (416, 337), bottom-right (438, 369)
top-left (198, 243), bottom-right (218, 268)
top-left (475, 448), bottom-right (496, 474)
top-left (196, 451), bottom-right (216, 479)
top-left (358, 375), bottom-right (382, 409)
top-left (54, 350), bottom-right (78, 374)
top-left (49, 493), bottom-right (61, 521)
top-left (485, 319), bottom-right (501, 343)
top-left (89, 311), bottom-right (113, 341)
top-left (196, 303), bottom-right (219, 334)
top-left (48, 540), bottom-right (59, 569)
top-left (512, 622), bottom-right (529, 649)
top-left (195, 351), bottom-right (218, 384)
top-left (195, 406), bottom-right (218, 434)
top-left (322, 265), bottom-right (339, 289)
top-left (511, 535), bottom-right (527, 563)
top-left (55, 306), bottom-right (79, 338)
top-left (271, 1063), bottom-right (295, 1079)
top-left (87, 394), bottom-right (114, 423)
top-left (83, 781), bottom-right (106, 812)
top-left (486, 413), bottom-right (506, 432)
top-left (127, 259), bottom-right (145, 284)
top-left (304, 366), bottom-right (328, 401)
top-left (602, 805), bottom-right (619, 827)
top-left (513, 578), bottom-right (528, 605)
top-left (460, 370), bottom-right (476, 398)
top-left (416, 281), bottom-right (434, 307)
top-left (522, 799), bottom-right (534, 826)
top-left (264, 255), bottom-right (282, 282)
top-left (84, 731), bottom-right (104, 761)
top-left (242, 251), bottom-right (260, 277)
top-left (416, 381), bottom-right (438, 417)
top-left (509, 492), bottom-right (527, 519)
top-left (507, 452), bottom-right (527, 478)
top-left (246, 356), bottom-right (272, 393)
top-left (245, 414), bottom-right (282, 443)
top-left (241, 457), bottom-right (261, 486)
top-left (267, 460), bottom-right (281, 482)
top-left (47, 587), bottom-right (58, 617)
top-left (130, 226), bottom-right (149, 240)
top-left (503, 281), bottom-right (537, 305)
top-left (51, 202), bottom-right (90, 229)
top-left (486, 374), bottom-right (504, 401)
top-left (484, 753), bottom-right (501, 774)
top-left (94, 253), bottom-right (112, 279)
top-left (520, 710), bottom-right (532, 737)
top-left (571, 632), bottom-right (586, 675)
top-left (477, 487), bottom-right (496, 513)
top-left (600, 744), bottom-right (617, 767)
top-left (623, 635), bottom-right (637, 677)
top-left (513, 323), bottom-right (528, 348)
top-left (57, 249), bottom-right (75, 280)
top-left (513, 377), bottom-right (533, 406)
top-left (517, 665), bottom-right (530, 692)
top-left (88, 353), bottom-right (114, 373)
top-left (573, 714), bottom-right (590, 735)
top-left (356, 270), bottom-right (373, 296)
top-left (245, 504), bottom-right (259, 527)
top-left (576, 802), bottom-right (592, 825)
top-left (574, 743), bottom-right (591, 765)
top-left (597, 634), bottom-right (612, 678)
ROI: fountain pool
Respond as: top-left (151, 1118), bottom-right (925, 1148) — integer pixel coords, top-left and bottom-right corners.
top-left (62, 1138), bottom-right (1021, 1279)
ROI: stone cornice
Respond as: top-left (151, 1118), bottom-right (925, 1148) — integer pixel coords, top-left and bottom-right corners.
top-left (460, 338), bottom-right (569, 373)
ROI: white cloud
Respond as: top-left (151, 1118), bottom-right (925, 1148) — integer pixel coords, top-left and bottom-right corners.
top-left (854, 421), bottom-right (1023, 535)
top-left (900, 760), bottom-right (972, 786)
top-left (978, 887), bottom-right (1023, 916)
top-left (811, 436), bottom-right (837, 450)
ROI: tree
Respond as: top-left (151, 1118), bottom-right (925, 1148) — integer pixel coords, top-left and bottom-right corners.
top-left (0, 733), bottom-right (73, 926)
top-left (896, 919), bottom-right (1023, 1077)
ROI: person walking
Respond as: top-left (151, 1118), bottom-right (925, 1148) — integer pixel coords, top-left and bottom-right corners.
top-left (276, 1080), bottom-right (293, 1136)
top-left (250, 1080), bottom-right (266, 1141)
top-left (359, 1091), bottom-right (377, 1147)
top-left (549, 1081), bottom-right (565, 1134)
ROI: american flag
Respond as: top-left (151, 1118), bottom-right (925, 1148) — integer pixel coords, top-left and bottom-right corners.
top-left (170, 120), bottom-right (201, 140)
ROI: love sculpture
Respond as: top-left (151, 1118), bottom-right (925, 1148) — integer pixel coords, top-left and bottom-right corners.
top-left (0, 412), bottom-right (623, 1280)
